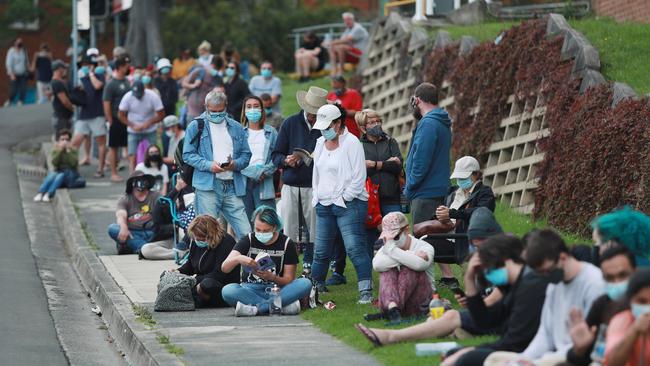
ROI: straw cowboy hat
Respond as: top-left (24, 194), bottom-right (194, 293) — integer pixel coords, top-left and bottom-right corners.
top-left (296, 86), bottom-right (328, 114)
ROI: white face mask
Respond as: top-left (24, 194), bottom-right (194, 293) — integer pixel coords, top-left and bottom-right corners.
top-left (165, 130), bottom-right (174, 138)
top-left (392, 231), bottom-right (407, 249)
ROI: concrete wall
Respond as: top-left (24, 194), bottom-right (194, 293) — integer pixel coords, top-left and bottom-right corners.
top-left (592, 0), bottom-right (650, 23)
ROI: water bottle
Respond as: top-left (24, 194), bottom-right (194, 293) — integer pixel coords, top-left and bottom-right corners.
top-left (429, 294), bottom-right (445, 319)
top-left (415, 342), bottom-right (460, 356)
top-left (589, 324), bottom-right (608, 366)
top-left (269, 284), bottom-right (282, 316)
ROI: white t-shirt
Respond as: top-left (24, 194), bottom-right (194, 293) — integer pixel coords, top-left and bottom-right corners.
top-left (314, 146), bottom-right (342, 206)
top-left (248, 76), bottom-right (283, 114)
top-left (209, 121), bottom-right (233, 180)
top-left (167, 130), bottom-right (185, 159)
top-left (135, 162), bottom-right (169, 192)
top-left (118, 89), bottom-right (164, 134)
top-left (247, 129), bottom-right (266, 166)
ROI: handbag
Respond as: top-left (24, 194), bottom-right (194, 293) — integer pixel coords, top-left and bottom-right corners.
top-left (365, 178), bottom-right (382, 228)
top-left (413, 219), bottom-right (455, 238)
top-left (154, 271), bottom-right (196, 311)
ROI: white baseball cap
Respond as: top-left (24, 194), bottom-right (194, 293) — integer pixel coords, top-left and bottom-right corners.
top-left (86, 47), bottom-right (99, 57)
top-left (450, 156), bottom-right (480, 179)
top-left (156, 58), bottom-right (172, 71)
top-left (313, 104), bottom-right (342, 130)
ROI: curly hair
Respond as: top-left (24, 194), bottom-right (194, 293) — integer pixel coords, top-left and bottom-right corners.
top-left (187, 215), bottom-right (225, 248)
top-left (354, 109), bottom-right (381, 130)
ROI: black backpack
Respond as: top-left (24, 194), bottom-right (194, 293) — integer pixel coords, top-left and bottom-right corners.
top-left (175, 118), bottom-right (205, 186)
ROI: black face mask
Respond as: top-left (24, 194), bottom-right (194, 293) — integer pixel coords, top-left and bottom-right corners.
top-left (149, 153), bottom-right (162, 162)
top-left (366, 125), bottom-right (383, 137)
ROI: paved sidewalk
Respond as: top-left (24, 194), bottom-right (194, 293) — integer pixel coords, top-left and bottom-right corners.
top-left (65, 152), bottom-right (379, 366)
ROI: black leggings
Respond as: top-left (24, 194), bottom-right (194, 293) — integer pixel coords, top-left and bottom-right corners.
top-left (192, 277), bottom-right (229, 308)
top-left (454, 347), bottom-right (495, 366)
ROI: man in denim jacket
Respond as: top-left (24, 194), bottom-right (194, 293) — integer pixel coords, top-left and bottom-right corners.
top-left (183, 91), bottom-right (252, 239)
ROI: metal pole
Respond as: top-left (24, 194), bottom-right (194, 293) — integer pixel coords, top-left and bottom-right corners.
top-left (90, 18), bottom-right (96, 48)
top-left (72, 0), bottom-right (78, 87)
top-left (114, 13), bottom-right (120, 48)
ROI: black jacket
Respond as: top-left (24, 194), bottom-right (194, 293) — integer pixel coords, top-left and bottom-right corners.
top-left (178, 234), bottom-right (240, 286)
top-left (271, 111), bottom-right (321, 187)
top-left (225, 77), bottom-right (250, 122)
top-left (467, 266), bottom-right (549, 352)
top-left (154, 76), bottom-right (179, 116)
top-left (361, 134), bottom-right (403, 205)
top-left (442, 181), bottom-right (496, 235)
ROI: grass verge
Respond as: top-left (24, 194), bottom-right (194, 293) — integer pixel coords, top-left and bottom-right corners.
top-left (72, 203), bottom-right (100, 251)
top-left (133, 304), bottom-right (157, 329)
top-left (156, 333), bottom-right (185, 356)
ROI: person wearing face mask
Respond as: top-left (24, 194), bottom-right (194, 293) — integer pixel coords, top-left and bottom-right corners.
top-left (433, 156), bottom-right (495, 290)
top-left (484, 229), bottom-right (606, 366)
top-left (182, 58), bottom-right (223, 123)
top-left (107, 170), bottom-right (161, 254)
top-left (135, 145), bottom-right (169, 195)
top-left (30, 43), bottom-right (53, 104)
top-left (604, 268), bottom-right (650, 366)
top-left (248, 61), bottom-right (283, 116)
top-left (311, 103), bottom-right (373, 304)
top-left (566, 245), bottom-right (637, 366)
top-left (153, 58), bottom-right (178, 117)
top-left (196, 40), bottom-right (213, 68)
top-left (592, 207), bottom-right (650, 268)
top-left (172, 48), bottom-right (196, 81)
top-left (221, 206), bottom-right (312, 316)
top-left (369, 212), bottom-right (434, 322)
top-left (260, 93), bottom-right (284, 130)
top-left (162, 115), bottom-right (185, 171)
top-left (5, 37), bottom-right (29, 106)
top-left (141, 70), bottom-right (159, 96)
top-left (224, 62), bottom-right (250, 122)
top-left (326, 75), bottom-right (362, 137)
top-left (240, 95), bottom-right (278, 220)
top-left (404, 82), bottom-right (452, 239)
top-left (173, 215), bottom-right (240, 308)
top-left (182, 91), bottom-right (252, 240)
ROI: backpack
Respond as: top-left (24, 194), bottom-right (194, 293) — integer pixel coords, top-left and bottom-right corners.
top-left (175, 118), bottom-right (205, 186)
top-left (154, 271), bottom-right (196, 312)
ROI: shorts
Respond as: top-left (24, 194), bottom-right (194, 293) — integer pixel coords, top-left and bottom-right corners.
top-left (345, 47), bottom-right (363, 64)
top-left (128, 131), bottom-right (157, 155)
top-left (459, 310), bottom-right (500, 336)
top-left (108, 120), bottom-right (128, 148)
top-left (74, 116), bottom-right (107, 137)
top-left (52, 116), bottom-right (71, 132)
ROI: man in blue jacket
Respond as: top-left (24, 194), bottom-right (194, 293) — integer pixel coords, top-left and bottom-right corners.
top-left (405, 82), bottom-right (452, 226)
top-left (183, 90), bottom-right (252, 240)
top-left (272, 86), bottom-right (327, 275)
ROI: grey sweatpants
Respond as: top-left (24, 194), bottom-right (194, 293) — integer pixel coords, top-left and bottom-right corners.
top-left (140, 240), bottom-right (175, 260)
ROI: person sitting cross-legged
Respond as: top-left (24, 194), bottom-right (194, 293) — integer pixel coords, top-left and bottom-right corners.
top-left (221, 206), bottom-right (312, 316)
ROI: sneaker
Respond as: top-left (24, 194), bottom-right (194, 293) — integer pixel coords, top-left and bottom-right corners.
top-left (281, 300), bottom-right (301, 315)
top-left (387, 307), bottom-right (402, 324)
top-left (314, 282), bottom-right (329, 293)
top-left (33, 193), bottom-right (43, 202)
top-left (301, 263), bottom-right (312, 278)
top-left (358, 291), bottom-right (373, 305)
top-left (42, 193), bottom-right (50, 202)
top-left (235, 302), bottom-right (258, 317)
top-left (439, 277), bottom-right (460, 290)
top-left (325, 272), bottom-right (347, 286)
top-left (116, 242), bottom-right (131, 255)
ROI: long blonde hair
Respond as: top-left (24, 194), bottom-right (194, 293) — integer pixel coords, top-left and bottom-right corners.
top-left (187, 215), bottom-right (225, 248)
top-left (355, 109), bottom-right (381, 132)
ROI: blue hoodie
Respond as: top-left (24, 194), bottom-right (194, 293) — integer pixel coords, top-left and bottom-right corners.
top-left (404, 108), bottom-right (452, 200)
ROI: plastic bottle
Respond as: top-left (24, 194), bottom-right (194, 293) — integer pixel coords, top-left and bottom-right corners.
top-left (269, 284), bottom-right (282, 316)
top-left (415, 342), bottom-right (460, 356)
top-left (429, 294), bottom-right (445, 319)
top-left (589, 324), bottom-right (608, 366)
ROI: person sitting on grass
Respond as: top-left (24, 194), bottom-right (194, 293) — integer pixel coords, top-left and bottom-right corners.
top-left (604, 268), bottom-right (650, 366)
top-left (107, 170), bottom-right (161, 254)
top-left (368, 212), bottom-right (434, 323)
top-left (220, 205), bottom-right (312, 316)
top-left (34, 128), bottom-right (85, 202)
top-left (173, 214), bottom-right (240, 308)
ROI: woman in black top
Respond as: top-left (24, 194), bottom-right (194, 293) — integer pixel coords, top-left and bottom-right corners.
top-left (221, 206), bottom-right (312, 316)
top-left (295, 32), bottom-right (326, 82)
top-left (223, 61), bottom-right (250, 121)
top-left (176, 215), bottom-right (240, 308)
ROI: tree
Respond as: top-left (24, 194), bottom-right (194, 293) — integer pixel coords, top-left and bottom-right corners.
top-left (124, 0), bottom-right (163, 66)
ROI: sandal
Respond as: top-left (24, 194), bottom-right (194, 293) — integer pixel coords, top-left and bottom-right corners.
top-left (93, 171), bottom-right (105, 178)
top-left (355, 323), bottom-right (383, 347)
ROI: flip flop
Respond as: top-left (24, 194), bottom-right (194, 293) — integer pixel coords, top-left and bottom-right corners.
top-left (93, 171), bottom-right (105, 178)
top-left (355, 323), bottom-right (383, 347)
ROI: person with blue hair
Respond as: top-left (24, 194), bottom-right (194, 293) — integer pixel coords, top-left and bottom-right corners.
top-left (221, 206), bottom-right (312, 316)
top-left (592, 206), bottom-right (650, 267)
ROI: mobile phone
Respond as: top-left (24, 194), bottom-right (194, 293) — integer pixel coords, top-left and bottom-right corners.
top-left (452, 287), bottom-right (466, 297)
top-left (220, 161), bottom-right (230, 168)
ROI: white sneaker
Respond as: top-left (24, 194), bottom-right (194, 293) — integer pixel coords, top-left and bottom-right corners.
top-left (281, 300), bottom-right (301, 315)
top-left (42, 193), bottom-right (50, 202)
top-left (234, 302), bottom-right (258, 317)
top-left (33, 193), bottom-right (43, 202)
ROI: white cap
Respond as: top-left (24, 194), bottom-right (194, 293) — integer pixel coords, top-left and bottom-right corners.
top-left (163, 115), bottom-right (179, 128)
top-left (313, 104), bottom-right (342, 130)
top-left (450, 156), bottom-right (480, 179)
top-left (156, 58), bottom-right (172, 71)
top-left (86, 47), bottom-right (99, 57)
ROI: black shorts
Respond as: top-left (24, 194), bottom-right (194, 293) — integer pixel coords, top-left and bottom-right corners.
top-left (427, 238), bottom-right (456, 263)
top-left (108, 119), bottom-right (127, 147)
top-left (459, 310), bottom-right (499, 336)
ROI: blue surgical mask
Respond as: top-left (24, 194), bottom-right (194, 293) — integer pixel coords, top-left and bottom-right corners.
top-left (206, 110), bottom-right (227, 124)
top-left (322, 127), bottom-right (337, 141)
top-left (80, 66), bottom-right (90, 76)
top-left (210, 68), bottom-right (219, 77)
top-left (141, 75), bottom-right (152, 85)
top-left (260, 68), bottom-right (272, 78)
top-left (160, 67), bottom-right (171, 75)
top-left (457, 177), bottom-right (473, 190)
top-left (605, 280), bottom-right (628, 300)
top-left (133, 73), bottom-right (141, 81)
top-left (265, 108), bottom-right (273, 115)
top-left (94, 66), bottom-right (105, 75)
top-left (245, 108), bottom-right (262, 123)
top-left (631, 303), bottom-right (650, 319)
top-left (225, 68), bottom-right (235, 77)
top-left (484, 267), bottom-right (509, 286)
top-left (255, 231), bottom-right (274, 244)
top-left (195, 240), bottom-right (209, 248)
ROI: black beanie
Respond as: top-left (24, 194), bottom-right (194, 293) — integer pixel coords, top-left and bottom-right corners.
top-left (467, 207), bottom-right (503, 241)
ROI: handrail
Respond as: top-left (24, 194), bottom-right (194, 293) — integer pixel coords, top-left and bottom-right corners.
top-left (290, 22), bottom-right (373, 51)
top-left (384, 0), bottom-right (416, 16)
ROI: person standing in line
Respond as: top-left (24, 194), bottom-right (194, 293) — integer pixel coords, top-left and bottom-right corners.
top-left (172, 48), bottom-right (196, 81)
top-left (31, 43), bottom-right (53, 104)
top-left (103, 55), bottom-right (132, 182)
top-left (5, 37), bottom-right (30, 106)
top-left (326, 75), bottom-right (362, 137)
top-left (248, 61), bottom-right (282, 116)
top-left (49, 60), bottom-right (74, 134)
top-left (224, 62), bottom-right (250, 122)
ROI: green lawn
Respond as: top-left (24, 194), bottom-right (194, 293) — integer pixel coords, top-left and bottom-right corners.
top-left (440, 17), bottom-right (650, 94)
top-left (279, 74), bottom-right (332, 117)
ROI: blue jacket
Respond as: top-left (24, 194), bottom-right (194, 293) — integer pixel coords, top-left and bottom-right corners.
top-left (182, 113), bottom-right (251, 196)
top-left (404, 108), bottom-right (452, 200)
top-left (271, 111), bottom-right (322, 187)
top-left (244, 124), bottom-right (278, 200)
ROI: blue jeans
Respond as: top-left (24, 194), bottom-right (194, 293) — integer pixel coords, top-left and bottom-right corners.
top-left (39, 171), bottom-right (66, 196)
top-left (312, 199), bottom-right (372, 292)
top-left (195, 179), bottom-right (251, 240)
top-left (221, 278), bottom-right (312, 314)
top-left (243, 178), bottom-right (276, 221)
top-left (107, 223), bottom-right (155, 253)
top-left (127, 131), bottom-right (157, 155)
